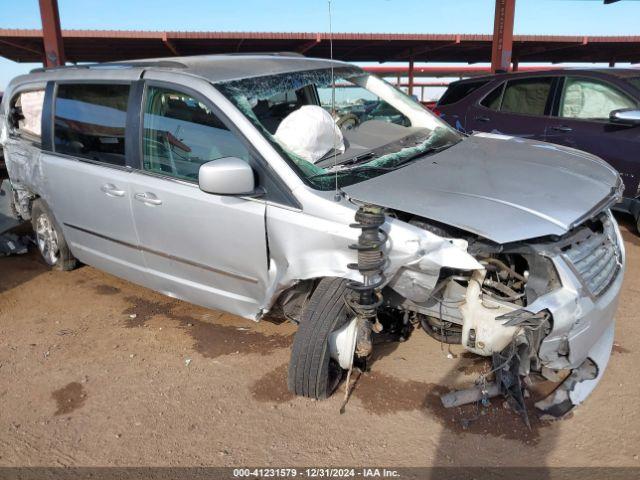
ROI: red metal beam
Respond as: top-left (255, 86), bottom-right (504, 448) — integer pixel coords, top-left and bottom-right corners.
top-left (408, 58), bottom-right (415, 96)
top-left (162, 32), bottom-right (180, 56)
top-left (491, 0), bottom-right (516, 73)
top-left (297, 34), bottom-right (321, 54)
top-left (38, 0), bottom-right (65, 67)
top-left (0, 38), bottom-right (43, 57)
top-left (363, 65), bottom-right (565, 78)
top-left (397, 82), bottom-right (450, 87)
top-left (392, 35), bottom-right (461, 61)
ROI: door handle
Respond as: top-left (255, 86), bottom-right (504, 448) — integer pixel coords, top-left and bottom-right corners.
top-left (550, 125), bottom-right (573, 132)
top-left (474, 115), bottom-right (491, 123)
top-left (101, 183), bottom-right (126, 197)
top-left (134, 192), bottom-right (162, 206)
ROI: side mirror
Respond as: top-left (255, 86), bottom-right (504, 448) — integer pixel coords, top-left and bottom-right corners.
top-left (610, 108), bottom-right (640, 126)
top-left (198, 157), bottom-right (256, 196)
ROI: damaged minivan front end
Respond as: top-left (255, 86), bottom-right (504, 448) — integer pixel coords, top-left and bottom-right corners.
top-left (331, 128), bottom-right (625, 418)
top-left (371, 207), bottom-right (624, 418)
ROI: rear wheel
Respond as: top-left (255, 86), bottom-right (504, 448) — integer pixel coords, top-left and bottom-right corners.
top-left (31, 199), bottom-right (76, 271)
top-left (288, 278), bottom-right (351, 399)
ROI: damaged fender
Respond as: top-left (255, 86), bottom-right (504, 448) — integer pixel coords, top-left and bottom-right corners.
top-left (262, 189), bottom-right (483, 316)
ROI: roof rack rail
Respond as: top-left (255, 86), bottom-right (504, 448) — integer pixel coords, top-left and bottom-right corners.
top-left (28, 52), bottom-right (306, 74)
top-left (30, 60), bottom-right (187, 74)
top-left (214, 51), bottom-right (305, 57)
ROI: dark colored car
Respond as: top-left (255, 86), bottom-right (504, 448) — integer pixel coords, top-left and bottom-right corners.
top-left (437, 69), bottom-right (640, 229)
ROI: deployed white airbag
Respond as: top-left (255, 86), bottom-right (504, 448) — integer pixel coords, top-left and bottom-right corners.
top-left (561, 79), bottom-right (634, 119)
top-left (274, 105), bottom-right (345, 163)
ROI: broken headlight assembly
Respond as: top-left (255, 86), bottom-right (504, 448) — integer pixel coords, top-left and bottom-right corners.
top-left (381, 218), bottom-right (568, 422)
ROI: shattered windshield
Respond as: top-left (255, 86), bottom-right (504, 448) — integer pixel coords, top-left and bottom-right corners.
top-left (216, 67), bottom-right (461, 190)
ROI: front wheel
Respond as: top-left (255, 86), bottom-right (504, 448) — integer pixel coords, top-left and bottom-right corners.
top-left (288, 278), bottom-right (351, 399)
top-left (31, 199), bottom-right (77, 271)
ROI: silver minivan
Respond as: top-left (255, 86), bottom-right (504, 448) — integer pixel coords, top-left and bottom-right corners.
top-left (0, 54), bottom-right (625, 416)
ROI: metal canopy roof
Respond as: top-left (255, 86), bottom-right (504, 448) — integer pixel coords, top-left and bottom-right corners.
top-left (1, 29), bottom-right (640, 64)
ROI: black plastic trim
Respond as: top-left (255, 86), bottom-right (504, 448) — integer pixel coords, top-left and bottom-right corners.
top-left (64, 222), bottom-right (258, 283)
top-left (125, 80), bottom-right (145, 170)
top-left (41, 81), bottom-right (55, 152)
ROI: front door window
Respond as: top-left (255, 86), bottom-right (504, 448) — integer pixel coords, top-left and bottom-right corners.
top-left (142, 86), bottom-right (250, 182)
top-left (559, 77), bottom-right (635, 120)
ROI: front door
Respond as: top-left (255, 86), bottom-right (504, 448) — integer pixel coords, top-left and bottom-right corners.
top-left (129, 83), bottom-right (269, 318)
top-left (465, 76), bottom-right (556, 141)
top-left (544, 76), bottom-right (640, 197)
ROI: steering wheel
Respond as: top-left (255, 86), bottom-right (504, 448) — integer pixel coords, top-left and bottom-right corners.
top-left (335, 113), bottom-right (360, 131)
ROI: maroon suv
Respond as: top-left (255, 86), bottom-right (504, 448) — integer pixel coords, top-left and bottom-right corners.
top-left (437, 69), bottom-right (640, 230)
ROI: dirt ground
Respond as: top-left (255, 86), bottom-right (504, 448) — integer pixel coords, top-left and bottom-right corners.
top-left (0, 215), bottom-right (639, 469)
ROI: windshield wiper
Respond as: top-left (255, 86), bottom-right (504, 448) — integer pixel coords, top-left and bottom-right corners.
top-left (350, 141), bottom-right (458, 173)
top-left (307, 165), bottom-right (393, 180)
top-left (308, 140), bottom-right (458, 180)
top-left (338, 152), bottom-right (376, 166)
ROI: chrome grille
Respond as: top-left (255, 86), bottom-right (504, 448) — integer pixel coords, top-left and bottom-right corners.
top-left (563, 217), bottom-right (622, 298)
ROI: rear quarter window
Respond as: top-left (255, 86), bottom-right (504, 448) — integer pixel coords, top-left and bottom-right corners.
top-left (9, 89), bottom-right (45, 139)
top-left (53, 83), bottom-right (130, 166)
top-left (438, 80), bottom-right (489, 106)
top-left (481, 83), bottom-right (504, 110)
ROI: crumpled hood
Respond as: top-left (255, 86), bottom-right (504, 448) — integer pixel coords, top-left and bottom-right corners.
top-left (342, 133), bottom-right (622, 244)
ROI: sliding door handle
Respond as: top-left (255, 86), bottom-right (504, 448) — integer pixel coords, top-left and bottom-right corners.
top-left (134, 192), bottom-right (162, 206)
top-left (550, 125), bottom-right (573, 133)
top-left (101, 183), bottom-right (125, 197)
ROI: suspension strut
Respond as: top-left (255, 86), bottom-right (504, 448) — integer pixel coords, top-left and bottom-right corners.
top-left (346, 204), bottom-right (388, 358)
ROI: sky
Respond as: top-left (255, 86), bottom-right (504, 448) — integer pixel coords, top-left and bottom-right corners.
top-left (1, 0), bottom-right (640, 91)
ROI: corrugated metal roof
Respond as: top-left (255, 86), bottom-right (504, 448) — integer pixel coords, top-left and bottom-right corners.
top-left (1, 29), bottom-right (640, 64)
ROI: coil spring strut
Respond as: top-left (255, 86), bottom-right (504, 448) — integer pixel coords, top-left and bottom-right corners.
top-left (346, 204), bottom-right (388, 356)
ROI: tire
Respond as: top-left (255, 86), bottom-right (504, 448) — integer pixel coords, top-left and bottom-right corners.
top-left (288, 277), bottom-right (351, 399)
top-left (636, 214), bottom-right (640, 235)
top-left (31, 199), bottom-right (77, 271)
top-left (420, 315), bottom-right (462, 344)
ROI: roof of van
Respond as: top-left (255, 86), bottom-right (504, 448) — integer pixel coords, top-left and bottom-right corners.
top-left (26, 53), bottom-right (355, 84)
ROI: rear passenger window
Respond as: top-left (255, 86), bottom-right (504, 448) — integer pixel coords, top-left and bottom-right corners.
top-left (10, 90), bottom-right (45, 139)
top-left (500, 78), bottom-right (553, 116)
top-left (54, 84), bottom-right (130, 166)
top-left (142, 86), bottom-right (250, 182)
top-left (481, 78), bottom-right (553, 116)
top-left (438, 80), bottom-right (489, 106)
